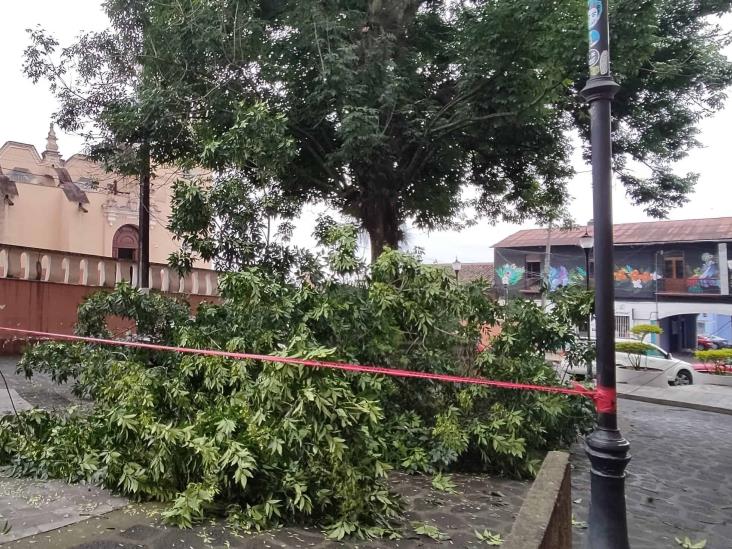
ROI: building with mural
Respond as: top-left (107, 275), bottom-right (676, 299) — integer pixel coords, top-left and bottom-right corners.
top-left (493, 217), bottom-right (732, 352)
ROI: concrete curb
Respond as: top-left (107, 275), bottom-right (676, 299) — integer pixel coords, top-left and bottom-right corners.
top-left (503, 451), bottom-right (571, 549)
top-left (618, 392), bottom-right (732, 416)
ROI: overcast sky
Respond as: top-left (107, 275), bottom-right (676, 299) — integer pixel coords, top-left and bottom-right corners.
top-left (2, 1), bottom-right (730, 264)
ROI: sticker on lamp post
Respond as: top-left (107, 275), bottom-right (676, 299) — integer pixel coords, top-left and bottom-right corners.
top-left (588, 0), bottom-right (602, 29)
top-left (599, 50), bottom-right (609, 75)
top-left (589, 29), bottom-right (600, 47)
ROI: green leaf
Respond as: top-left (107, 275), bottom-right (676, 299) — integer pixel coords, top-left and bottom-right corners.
top-left (475, 529), bottom-right (504, 545)
top-left (431, 472), bottom-right (457, 494)
top-left (413, 521), bottom-right (451, 541)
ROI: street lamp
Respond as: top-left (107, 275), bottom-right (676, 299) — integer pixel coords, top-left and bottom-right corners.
top-left (581, 0), bottom-right (631, 547)
top-left (579, 231), bottom-right (594, 291)
top-left (579, 231), bottom-right (594, 380)
top-left (452, 257), bottom-right (462, 282)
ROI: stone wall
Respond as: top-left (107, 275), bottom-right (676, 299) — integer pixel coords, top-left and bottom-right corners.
top-left (0, 244), bottom-right (217, 295)
top-left (0, 244), bottom-right (218, 354)
top-left (503, 451), bottom-right (572, 549)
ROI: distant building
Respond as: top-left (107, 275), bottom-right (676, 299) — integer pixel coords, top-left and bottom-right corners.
top-left (0, 124), bottom-right (198, 265)
top-left (433, 262), bottom-right (494, 284)
top-left (493, 217), bottom-right (732, 352)
top-left (0, 126), bottom-right (216, 348)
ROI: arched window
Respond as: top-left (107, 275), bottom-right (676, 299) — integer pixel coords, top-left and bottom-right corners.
top-left (112, 224), bottom-right (139, 261)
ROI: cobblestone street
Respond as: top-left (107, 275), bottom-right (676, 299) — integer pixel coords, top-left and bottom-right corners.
top-left (572, 399), bottom-right (732, 548)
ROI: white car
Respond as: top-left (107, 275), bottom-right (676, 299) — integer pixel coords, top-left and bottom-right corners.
top-left (557, 339), bottom-right (695, 386)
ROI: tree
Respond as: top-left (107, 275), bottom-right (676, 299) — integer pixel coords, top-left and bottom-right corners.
top-left (7, 226), bottom-right (595, 535)
top-left (619, 323), bottom-right (663, 370)
top-left (129, 0), bottom-right (731, 260)
top-left (23, 0), bottom-right (197, 285)
top-left (615, 340), bottom-right (653, 370)
top-left (630, 323), bottom-right (663, 343)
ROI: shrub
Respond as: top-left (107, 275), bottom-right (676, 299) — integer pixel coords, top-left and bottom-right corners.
top-left (694, 349), bottom-right (732, 375)
top-left (3, 222), bottom-right (594, 537)
top-left (615, 341), bottom-right (654, 370)
top-left (630, 324), bottom-right (663, 343)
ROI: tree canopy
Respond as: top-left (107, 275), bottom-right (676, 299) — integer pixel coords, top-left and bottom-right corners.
top-left (26, 0), bottom-right (732, 261)
top-left (23, 1), bottom-right (194, 173)
top-left (6, 226), bottom-right (595, 536)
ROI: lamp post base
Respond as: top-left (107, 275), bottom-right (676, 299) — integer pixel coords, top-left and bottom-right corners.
top-left (585, 427), bottom-right (631, 549)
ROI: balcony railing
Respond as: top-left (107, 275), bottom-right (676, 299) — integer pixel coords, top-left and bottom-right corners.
top-left (656, 277), bottom-right (720, 295)
top-left (0, 244), bottom-right (218, 296)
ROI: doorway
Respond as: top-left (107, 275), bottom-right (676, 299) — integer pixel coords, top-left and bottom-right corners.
top-left (663, 255), bottom-right (686, 293)
top-left (112, 224), bottom-right (139, 261)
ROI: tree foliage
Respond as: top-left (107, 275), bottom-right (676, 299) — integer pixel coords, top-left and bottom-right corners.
top-left (695, 348), bottom-right (732, 375)
top-left (630, 323), bottom-right (663, 342)
top-left (23, 1), bottom-right (732, 261)
top-left (23, 1), bottom-right (193, 174)
top-left (3, 224), bottom-right (593, 537)
top-left (96, 0), bottom-right (732, 259)
top-left (615, 341), bottom-right (654, 370)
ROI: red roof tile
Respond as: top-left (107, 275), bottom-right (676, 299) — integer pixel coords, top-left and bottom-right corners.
top-left (493, 217), bottom-right (732, 248)
top-left (433, 262), bottom-right (494, 283)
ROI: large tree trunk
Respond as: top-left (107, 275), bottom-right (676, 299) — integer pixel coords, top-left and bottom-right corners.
top-left (361, 192), bottom-right (401, 261)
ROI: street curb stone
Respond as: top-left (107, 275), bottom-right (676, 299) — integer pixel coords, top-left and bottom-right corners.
top-left (618, 392), bottom-right (732, 415)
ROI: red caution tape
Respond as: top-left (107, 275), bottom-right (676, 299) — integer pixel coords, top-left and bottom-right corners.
top-left (593, 385), bottom-right (617, 413)
top-left (0, 326), bottom-right (601, 405)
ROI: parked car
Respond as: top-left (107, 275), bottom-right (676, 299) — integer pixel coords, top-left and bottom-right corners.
top-left (697, 335), bottom-right (716, 350)
top-left (707, 335), bottom-right (731, 349)
top-left (558, 339), bottom-right (695, 386)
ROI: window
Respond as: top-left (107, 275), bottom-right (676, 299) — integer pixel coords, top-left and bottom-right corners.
top-left (525, 261), bottom-right (541, 283)
top-left (615, 315), bottom-right (630, 338)
top-left (112, 224), bottom-right (139, 261)
top-left (646, 347), bottom-right (665, 358)
top-left (117, 248), bottom-right (135, 260)
top-left (664, 257), bottom-right (685, 279)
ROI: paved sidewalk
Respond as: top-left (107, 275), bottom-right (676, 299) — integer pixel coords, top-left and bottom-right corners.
top-left (5, 473), bottom-right (529, 548)
top-left (0, 357), bottom-right (86, 413)
top-left (572, 399), bottom-right (732, 548)
top-left (0, 476), bottom-right (127, 543)
top-left (618, 383), bottom-right (732, 414)
top-left (0, 356), bottom-right (529, 547)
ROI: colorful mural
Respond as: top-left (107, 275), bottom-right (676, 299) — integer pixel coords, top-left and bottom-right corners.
top-left (549, 266), bottom-right (587, 291)
top-left (613, 265), bottom-right (660, 290)
top-left (687, 253), bottom-right (720, 292)
top-left (496, 263), bottom-right (525, 286)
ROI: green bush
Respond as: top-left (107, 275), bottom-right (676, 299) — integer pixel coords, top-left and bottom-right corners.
top-left (615, 341), bottom-right (653, 370)
top-left (2, 223), bottom-right (594, 537)
top-left (695, 349), bottom-right (732, 375)
top-left (630, 324), bottom-right (663, 343)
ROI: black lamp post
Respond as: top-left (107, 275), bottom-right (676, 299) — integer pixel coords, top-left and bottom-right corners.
top-left (452, 257), bottom-right (462, 283)
top-left (581, 0), bottom-right (631, 547)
